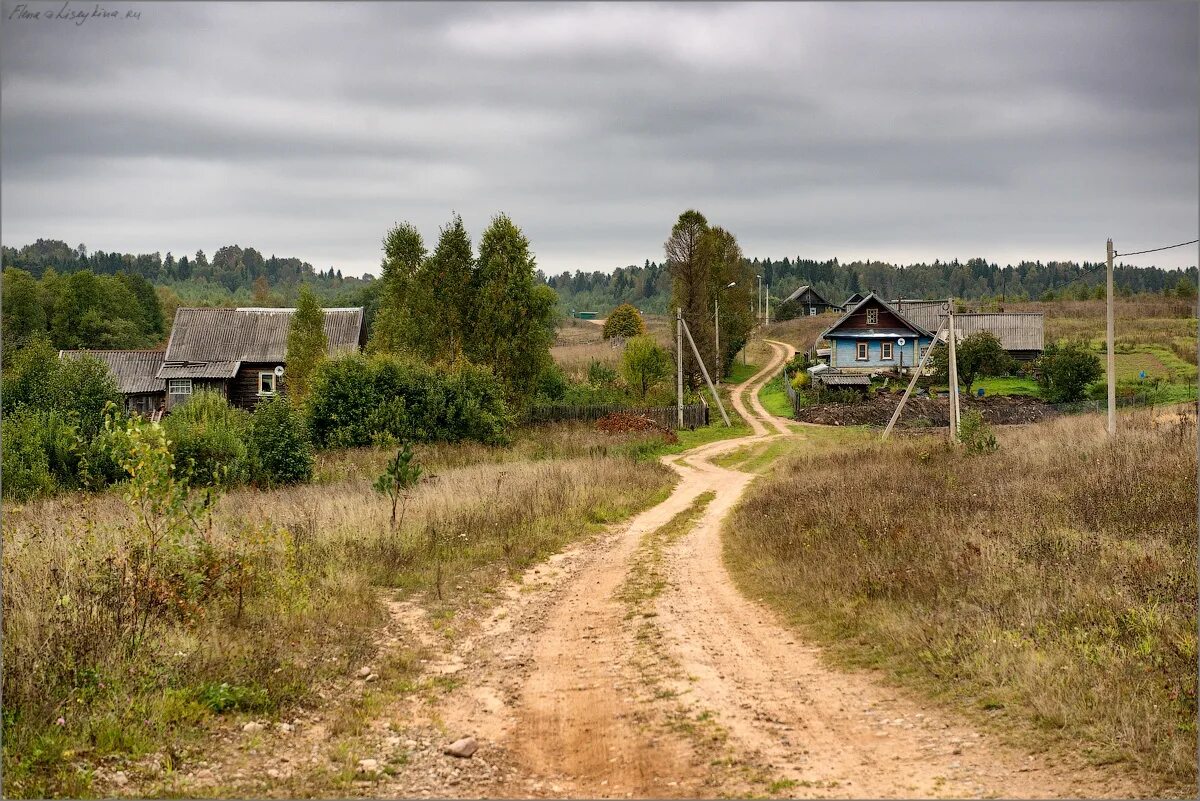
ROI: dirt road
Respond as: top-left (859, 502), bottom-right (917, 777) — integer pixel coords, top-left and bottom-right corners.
top-left (153, 341), bottom-right (1143, 798)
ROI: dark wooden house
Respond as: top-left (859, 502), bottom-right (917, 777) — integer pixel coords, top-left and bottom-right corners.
top-left (158, 306), bottom-right (365, 410)
top-left (779, 285), bottom-right (840, 318)
top-left (59, 349), bottom-right (166, 415)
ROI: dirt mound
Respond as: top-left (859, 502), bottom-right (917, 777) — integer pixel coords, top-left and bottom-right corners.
top-left (596, 412), bottom-right (679, 442)
top-left (795, 392), bottom-right (1058, 428)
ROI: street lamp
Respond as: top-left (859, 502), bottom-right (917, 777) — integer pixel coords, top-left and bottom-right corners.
top-left (716, 281), bottom-right (736, 384)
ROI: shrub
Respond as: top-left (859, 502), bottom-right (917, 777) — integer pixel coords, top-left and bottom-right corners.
top-left (1036, 341), bottom-right (1104, 403)
top-left (1, 409), bottom-right (61, 500)
top-left (587, 359), bottom-right (619, 387)
top-left (602, 303), bottom-right (646, 339)
top-left (957, 408), bottom-right (999, 454)
top-left (248, 396), bottom-right (314, 487)
top-left (535, 363), bottom-right (569, 403)
top-left (621, 335), bottom-right (671, 400)
top-left (163, 390), bottom-right (251, 486)
top-left (307, 354), bottom-right (510, 449)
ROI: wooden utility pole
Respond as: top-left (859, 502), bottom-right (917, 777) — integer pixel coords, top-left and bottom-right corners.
top-left (681, 316), bottom-right (732, 426)
top-left (1106, 238), bottom-right (1116, 436)
top-left (882, 320), bottom-right (948, 440)
top-left (714, 297), bottom-right (721, 386)
top-left (765, 285), bottom-right (770, 325)
top-left (947, 306), bottom-right (960, 440)
top-left (676, 307), bottom-right (684, 429)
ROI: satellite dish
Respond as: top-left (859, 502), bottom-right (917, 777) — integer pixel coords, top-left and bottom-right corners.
top-left (274, 365), bottom-right (285, 377)
top-left (897, 338), bottom-right (906, 347)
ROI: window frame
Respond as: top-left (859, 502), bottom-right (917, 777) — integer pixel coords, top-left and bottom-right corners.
top-left (880, 342), bottom-right (893, 360)
top-left (808, 307), bottom-right (817, 316)
top-left (865, 308), bottom-right (879, 326)
top-left (168, 378), bottom-right (193, 396)
top-left (258, 371), bottom-right (278, 396)
top-left (856, 342), bottom-right (869, 361)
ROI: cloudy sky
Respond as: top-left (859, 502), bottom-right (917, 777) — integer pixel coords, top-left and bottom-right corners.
top-left (2, 1), bottom-right (1197, 276)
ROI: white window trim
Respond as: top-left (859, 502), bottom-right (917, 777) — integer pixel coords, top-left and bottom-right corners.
top-left (168, 378), bottom-right (193, 395)
top-left (856, 342), bottom-right (869, 361)
top-left (866, 308), bottom-right (879, 325)
top-left (808, 307), bottom-right (817, 316)
top-left (258, 372), bottom-right (277, 396)
top-left (881, 342), bottom-right (893, 360)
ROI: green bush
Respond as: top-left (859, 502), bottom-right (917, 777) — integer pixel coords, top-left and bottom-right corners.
top-left (957, 408), bottom-right (999, 454)
top-left (307, 354), bottom-right (509, 449)
top-left (248, 396), bottom-right (314, 487)
top-left (1036, 341), bottom-right (1104, 403)
top-left (1, 409), bottom-right (64, 500)
top-left (534, 363), bottom-right (569, 403)
top-left (601, 303), bottom-right (646, 339)
top-left (586, 359), bottom-right (619, 387)
top-left (163, 390), bottom-right (251, 486)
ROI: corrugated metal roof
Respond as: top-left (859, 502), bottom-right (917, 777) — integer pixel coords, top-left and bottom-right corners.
top-left (817, 372), bottom-right (871, 386)
top-left (158, 306), bottom-right (364, 379)
top-left (892, 299), bottom-right (947, 332)
top-left (59, 350), bottom-right (165, 394)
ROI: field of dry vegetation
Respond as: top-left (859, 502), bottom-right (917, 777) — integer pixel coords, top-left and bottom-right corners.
top-left (725, 410), bottom-right (1198, 794)
top-left (2, 424), bottom-right (675, 797)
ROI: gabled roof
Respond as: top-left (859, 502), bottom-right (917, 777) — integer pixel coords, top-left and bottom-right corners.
top-left (842, 292), bottom-right (866, 308)
top-left (891, 299), bottom-right (947, 332)
top-left (782, 284), bottom-right (835, 306)
top-left (159, 306), bottom-right (364, 379)
top-left (60, 349), bottom-right (165, 394)
top-left (952, 313), bottom-right (1044, 351)
top-left (820, 292), bottom-right (935, 340)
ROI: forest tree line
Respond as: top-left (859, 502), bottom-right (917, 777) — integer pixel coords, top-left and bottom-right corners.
top-left (547, 256), bottom-right (1199, 314)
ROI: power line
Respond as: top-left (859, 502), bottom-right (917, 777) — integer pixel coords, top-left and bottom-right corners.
top-left (1114, 239), bottom-right (1199, 257)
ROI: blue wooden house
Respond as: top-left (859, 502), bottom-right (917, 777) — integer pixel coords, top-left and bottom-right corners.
top-left (821, 293), bottom-right (936, 374)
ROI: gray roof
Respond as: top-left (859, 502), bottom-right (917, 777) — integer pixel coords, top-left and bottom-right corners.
top-left (59, 349), bottom-right (166, 394)
top-left (892, 299), bottom-right (947, 332)
top-left (816, 371), bottom-right (871, 386)
top-left (782, 284), bottom-right (836, 306)
top-left (159, 306), bottom-right (364, 379)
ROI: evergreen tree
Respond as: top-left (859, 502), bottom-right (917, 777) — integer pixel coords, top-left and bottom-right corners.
top-left (411, 213), bottom-right (475, 362)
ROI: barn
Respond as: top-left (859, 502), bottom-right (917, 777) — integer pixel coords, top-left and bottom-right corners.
top-left (157, 306), bottom-right (365, 410)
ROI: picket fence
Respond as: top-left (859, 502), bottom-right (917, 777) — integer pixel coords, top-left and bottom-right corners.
top-left (528, 401), bottom-right (709, 430)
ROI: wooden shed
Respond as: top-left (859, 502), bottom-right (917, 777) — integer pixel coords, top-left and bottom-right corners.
top-left (157, 306), bottom-right (365, 410)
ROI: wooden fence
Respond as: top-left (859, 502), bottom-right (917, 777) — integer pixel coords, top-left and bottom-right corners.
top-left (528, 401), bottom-right (709, 430)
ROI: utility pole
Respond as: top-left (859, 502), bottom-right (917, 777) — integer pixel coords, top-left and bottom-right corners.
top-left (947, 305), bottom-right (960, 441)
top-left (1106, 238), bottom-right (1116, 436)
top-left (714, 297), bottom-right (720, 386)
top-left (765, 285), bottom-right (770, 325)
top-left (756, 274), bottom-right (763, 323)
top-left (883, 320), bottom-right (948, 440)
top-left (681, 316), bottom-right (732, 426)
top-left (676, 307), bottom-right (684, 429)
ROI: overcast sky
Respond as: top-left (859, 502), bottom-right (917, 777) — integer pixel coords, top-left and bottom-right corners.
top-left (2, 1), bottom-right (1197, 277)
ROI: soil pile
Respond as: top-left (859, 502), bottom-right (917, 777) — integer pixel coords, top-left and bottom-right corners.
top-left (795, 392), bottom-right (1058, 428)
top-left (596, 412), bottom-right (679, 442)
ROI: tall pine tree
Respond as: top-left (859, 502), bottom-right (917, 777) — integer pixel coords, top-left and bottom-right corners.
top-left (285, 285), bottom-right (327, 404)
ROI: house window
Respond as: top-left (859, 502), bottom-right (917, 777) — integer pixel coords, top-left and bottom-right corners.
top-left (856, 342), bottom-right (869, 361)
top-left (808, 307), bottom-right (817, 316)
top-left (259, 372), bottom-right (277, 396)
top-left (866, 308), bottom-right (879, 326)
top-left (168, 378), bottom-right (192, 396)
top-left (881, 342), bottom-right (893, 360)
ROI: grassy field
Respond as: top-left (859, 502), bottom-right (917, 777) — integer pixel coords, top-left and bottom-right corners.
top-left (2, 423), bottom-right (676, 798)
top-left (757, 372), bottom-right (794, 418)
top-left (724, 410), bottom-right (1198, 794)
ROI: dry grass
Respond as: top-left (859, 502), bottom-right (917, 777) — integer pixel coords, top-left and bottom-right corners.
top-left (2, 424), bottom-right (675, 797)
top-left (763, 312), bottom-right (841, 352)
top-left (551, 341), bottom-right (624, 381)
top-left (725, 410), bottom-right (1197, 793)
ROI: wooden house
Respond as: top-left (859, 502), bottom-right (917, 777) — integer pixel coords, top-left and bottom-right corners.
top-left (779, 285), bottom-right (840, 317)
top-left (157, 306), bottom-right (365, 410)
top-left (59, 349), bottom-right (166, 415)
top-left (841, 292), bottom-right (866, 310)
top-left (821, 293), bottom-right (936, 374)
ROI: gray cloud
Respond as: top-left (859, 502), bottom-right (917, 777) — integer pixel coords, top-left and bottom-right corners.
top-left (2, 1), bottom-right (1196, 275)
